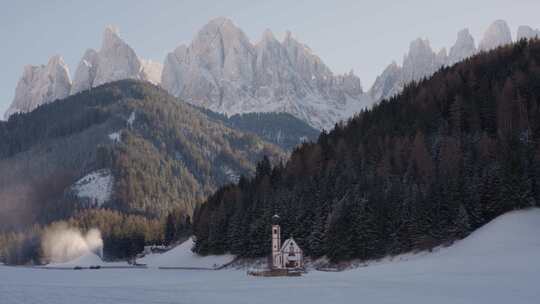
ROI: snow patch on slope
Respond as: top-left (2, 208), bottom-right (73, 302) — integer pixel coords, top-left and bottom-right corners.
top-left (140, 238), bottom-right (234, 268)
top-left (72, 169), bottom-right (113, 206)
top-left (437, 208), bottom-right (540, 258)
top-left (108, 131), bottom-right (121, 143)
top-left (221, 165), bottom-right (240, 183)
top-left (127, 111), bottom-right (136, 127)
top-left (341, 208), bottom-right (540, 272)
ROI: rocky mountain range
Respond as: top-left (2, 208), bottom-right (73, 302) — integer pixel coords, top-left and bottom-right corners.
top-left (517, 25), bottom-right (540, 41)
top-left (4, 19), bottom-right (371, 129)
top-left (161, 18), bottom-right (370, 130)
top-left (4, 19), bottom-right (540, 128)
top-left (4, 27), bottom-right (158, 120)
top-left (369, 20), bottom-right (539, 102)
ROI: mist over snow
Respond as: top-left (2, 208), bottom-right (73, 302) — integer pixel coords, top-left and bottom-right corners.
top-left (41, 223), bottom-right (103, 263)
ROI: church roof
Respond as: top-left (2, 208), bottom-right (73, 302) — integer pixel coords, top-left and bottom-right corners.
top-left (280, 237), bottom-right (302, 253)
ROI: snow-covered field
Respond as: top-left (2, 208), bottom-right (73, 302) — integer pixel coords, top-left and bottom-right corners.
top-left (1, 209), bottom-right (540, 304)
top-left (139, 238), bottom-right (235, 269)
top-left (47, 252), bottom-right (125, 269)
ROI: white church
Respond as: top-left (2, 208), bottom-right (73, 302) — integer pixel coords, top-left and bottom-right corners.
top-left (271, 214), bottom-right (304, 270)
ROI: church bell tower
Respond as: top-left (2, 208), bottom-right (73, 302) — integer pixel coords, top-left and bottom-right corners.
top-left (271, 214), bottom-right (282, 269)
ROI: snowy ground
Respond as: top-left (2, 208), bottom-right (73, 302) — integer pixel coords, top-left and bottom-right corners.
top-left (1, 209), bottom-right (540, 304)
top-left (139, 238), bottom-right (235, 269)
top-left (47, 252), bottom-right (127, 269)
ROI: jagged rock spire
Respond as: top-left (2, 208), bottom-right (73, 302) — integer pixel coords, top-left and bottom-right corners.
top-left (479, 20), bottom-right (512, 51)
top-left (4, 55), bottom-right (72, 120)
top-left (448, 28), bottom-right (476, 65)
top-left (72, 25), bottom-right (161, 94)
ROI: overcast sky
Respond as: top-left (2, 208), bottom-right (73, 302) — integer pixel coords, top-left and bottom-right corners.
top-left (1, 0), bottom-right (540, 116)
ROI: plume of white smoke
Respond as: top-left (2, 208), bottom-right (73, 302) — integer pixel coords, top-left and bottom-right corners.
top-left (41, 223), bottom-right (103, 263)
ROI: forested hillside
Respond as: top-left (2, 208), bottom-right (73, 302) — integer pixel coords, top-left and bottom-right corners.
top-left (0, 80), bottom-right (284, 231)
top-left (199, 110), bottom-right (320, 151)
top-left (193, 39), bottom-right (540, 262)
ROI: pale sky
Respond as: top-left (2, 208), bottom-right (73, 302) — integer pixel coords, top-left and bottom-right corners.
top-left (1, 0), bottom-right (540, 116)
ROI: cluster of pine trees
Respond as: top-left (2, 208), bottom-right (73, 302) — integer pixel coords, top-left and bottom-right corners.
top-left (193, 39), bottom-right (540, 262)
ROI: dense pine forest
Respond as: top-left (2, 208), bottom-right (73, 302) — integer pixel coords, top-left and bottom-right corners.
top-left (193, 39), bottom-right (540, 262)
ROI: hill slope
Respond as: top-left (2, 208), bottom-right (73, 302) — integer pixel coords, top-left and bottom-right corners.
top-left (0, 80), bottom-right (285, 230)
top-left (193, 39), bottom-right (540, 261)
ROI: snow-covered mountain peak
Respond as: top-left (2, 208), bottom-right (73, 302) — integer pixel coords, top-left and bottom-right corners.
top-left (161, 20), bottom-right (370, 129)
top-left (405, 38), bottom-right (435, 60)
top-left (206, 16), bottom-right (235, 29)
top-left (104, 25), bottom-right (119, 35)
top-left (401, 38), bottom-right (443, 83)
top-left (479, 19), bottom-right (512, 51)
top-left (190, 18), bottom-right (253, 73)
top-left (409, 38), bottom-right (431, 50)
top-left (48, 54), bottom-right (67, 67)
top-left (369, 35), bottom-right (450, 103)
top-left (261, 28), bottom-right (277, 43)
top-left (196, 17), bottom-right (248, 45)
top-left (370, 20), bottom-right (516, 103)
top-left (4, 55), bottom-right (72, 119)
top-left (448, 28), bottom-right (476, 65)
top-left (456, 28), bottom-right (474, 43)
top-left (517, 25), bottom-right (540, 40)
top-left (103, 25), bottom-right (120, 43)
top-left (100, 25), bottom-right (127, 56)
top-left (369, 61), bottom-right (403, 101)
top-left (72, 26), bottom-right (147, 91)
top-left (93, 26), bottom-right (142, 87)
top-left (71, 49), bottom-right (99, 94)
top-left (388, 61), bottom-right (399, 69)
